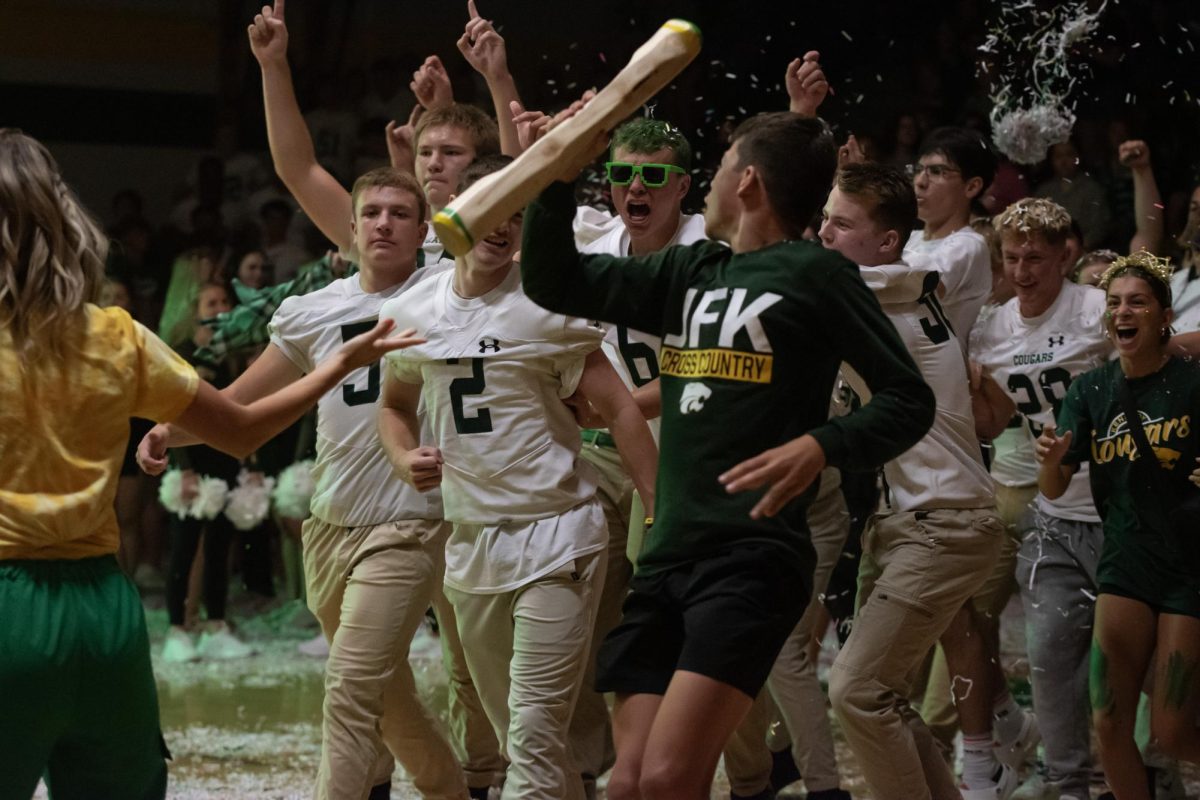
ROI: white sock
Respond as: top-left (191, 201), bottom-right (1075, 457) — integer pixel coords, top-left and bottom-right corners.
top-left (961, 733), bottom-right (999, 789)
top-left (992, 692), bottom-right (1024, 743)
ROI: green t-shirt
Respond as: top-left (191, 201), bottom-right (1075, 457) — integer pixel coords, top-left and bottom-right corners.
top-left (521, 182), bottom-right (935, 575)
top-left (1057, 356), bottom-right (1200, 605)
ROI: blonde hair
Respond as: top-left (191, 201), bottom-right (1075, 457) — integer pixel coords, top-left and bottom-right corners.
top-left (0, 129), bottom-right (107, 361)
top-left (993, 198), bottom-right (1072, 247)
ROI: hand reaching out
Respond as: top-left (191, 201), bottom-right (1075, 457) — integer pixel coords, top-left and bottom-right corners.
top-left (786, 51), bottom-right (830, 117)
top-left (336, 319), bottom-right (426, 371)
top-left (1035, 423), bottom-right (1073, 465)
top-left (247, 0), bottom-right (288, 65)
top-left (136, 425), bottom-right (171, 476)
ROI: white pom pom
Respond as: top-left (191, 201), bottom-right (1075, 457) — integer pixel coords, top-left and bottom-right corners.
top-left (158, 469), bottom-right (189, 518)
top-left (991, 104), bottom-right (1076, 165)
top-left (225, 470), bottom-right (276, 531)
top-left (272, 460), bottom-right (316, 520)
top-left (189, 476), bottom-right (230, 520)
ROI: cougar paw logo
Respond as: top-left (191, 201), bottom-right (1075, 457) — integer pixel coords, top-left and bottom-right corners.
top-left (679, 382), bottom-right (712, 414)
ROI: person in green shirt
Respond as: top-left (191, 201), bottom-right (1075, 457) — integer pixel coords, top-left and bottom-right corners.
top-left (520, 110), bottom-right (935, 800)
top-left (1038, 251), bottom-right (1200, 800)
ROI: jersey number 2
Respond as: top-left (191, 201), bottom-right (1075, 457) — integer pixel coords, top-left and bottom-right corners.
top-left (340, 321), bottom-right (380, 406)
top-left (447, 358), bottom-right (493, 434)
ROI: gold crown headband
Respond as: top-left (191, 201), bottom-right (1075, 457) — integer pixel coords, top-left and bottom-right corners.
top-left (1097, 249), bottom-right (1174, 293)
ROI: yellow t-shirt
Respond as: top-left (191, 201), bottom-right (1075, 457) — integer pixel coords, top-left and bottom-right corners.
top-left (0, 305), bottom-right (199, 559)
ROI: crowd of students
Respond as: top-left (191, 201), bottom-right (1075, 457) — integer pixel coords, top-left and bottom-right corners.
top-left (3, 2), bottom-right (1200, 800)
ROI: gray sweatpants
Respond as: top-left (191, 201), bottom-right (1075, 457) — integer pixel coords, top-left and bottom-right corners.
top-left (1014, 508), bottom-right (1103, 800)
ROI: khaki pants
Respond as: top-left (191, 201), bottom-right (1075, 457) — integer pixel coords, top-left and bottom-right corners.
top-left (432, 588), bottom-right (506, 790)
top-left (917, 482), bottom-right (1033, 752)
top-left (569, 444), bottom-right (634, 790)
top-left (829, 507), bottom-right (1003, 800)
top-left (304, 516), bottom-right (467, 800)
top-left (446, 549), bottom-right (606, 800)
top-left (724, 469), bottom-right (849, 794)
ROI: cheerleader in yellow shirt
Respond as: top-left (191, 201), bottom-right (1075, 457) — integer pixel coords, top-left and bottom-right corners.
top-left (0, 129), bottom-right (421, 799)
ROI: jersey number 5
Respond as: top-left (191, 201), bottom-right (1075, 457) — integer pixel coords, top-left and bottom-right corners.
top-left (340, 321), bottom-right (381, 406)
top-left (447, 358), bottom-right (493, 434)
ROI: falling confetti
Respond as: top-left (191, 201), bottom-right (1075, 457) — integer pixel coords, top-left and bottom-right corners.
top-left (983, 0), bottom-right (1109, 164)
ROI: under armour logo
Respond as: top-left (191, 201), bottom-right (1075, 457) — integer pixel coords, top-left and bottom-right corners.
top-left (479, 338), bottom-right (501, 353)
top-left (1048, 335), bottom-right (1064, 347)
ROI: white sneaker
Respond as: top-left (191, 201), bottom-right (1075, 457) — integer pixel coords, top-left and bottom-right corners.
top-left (297, 632), bottom-right (330, 658)
top-left (960, 763), bottom-right (1019, 800)
top-left (161, 627), bottom-right (199, 662)
top-left (994, 709), bottom-right (1041, 770)
top-left (197, 623), bottom-right (254, 659)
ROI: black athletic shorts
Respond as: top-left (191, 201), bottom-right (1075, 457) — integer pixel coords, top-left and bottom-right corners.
top-left (595, 543), bottom-right (811, 699)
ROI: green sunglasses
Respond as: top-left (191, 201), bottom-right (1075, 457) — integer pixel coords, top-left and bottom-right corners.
top-left (604, 161), bottom-right (685, 188)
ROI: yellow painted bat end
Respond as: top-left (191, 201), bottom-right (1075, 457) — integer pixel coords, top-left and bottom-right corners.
top-left (663, 19), bottom-right (702, 46)
top-left (432, 209), bottom-right (473, 258)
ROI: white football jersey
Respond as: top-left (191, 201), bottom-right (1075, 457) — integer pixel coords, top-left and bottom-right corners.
top-left (857, 262), bottom-right (994, 511)
top-left (419, 224), bottom-right (445, 268)
top-left (971, 303), bottom-right (1037, 488)
top-left (382, 266), bottom-right (605, 525)
top-left (1170, 263), bottom-right (1200, 335)
top-left (970, 280), bottom-right (1113, 522)
top-left (904, 226), bottom-right (992, 355)
top-left (269, 264), bottom-right (452, 527)
top-left (582, 213), bottom-right (710, 440)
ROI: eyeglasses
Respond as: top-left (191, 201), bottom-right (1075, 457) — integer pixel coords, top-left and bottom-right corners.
top-left (906, 162), bottom-right (961, 180)
top-left (605, 161), bottom-right (685, 188)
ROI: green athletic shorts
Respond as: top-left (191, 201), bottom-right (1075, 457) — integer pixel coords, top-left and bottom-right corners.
top-left (0, 555), bottom-right (168, 800)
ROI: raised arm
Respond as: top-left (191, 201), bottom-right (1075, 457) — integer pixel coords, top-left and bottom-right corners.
top-left (576, 349), bottom-right (658, 514)
top-left (1119, 140), bottom-right (1164, 255)
top-left (411, 55), bottom-right (455, 112)
top-left (785, 51), bottom-right (829, 118)
top-left (458, 0), bottom-right (522, 156)
top-left (378, 371), bottom-right (444, 491)
top-left (248, 0), bottom-right (353, 250)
